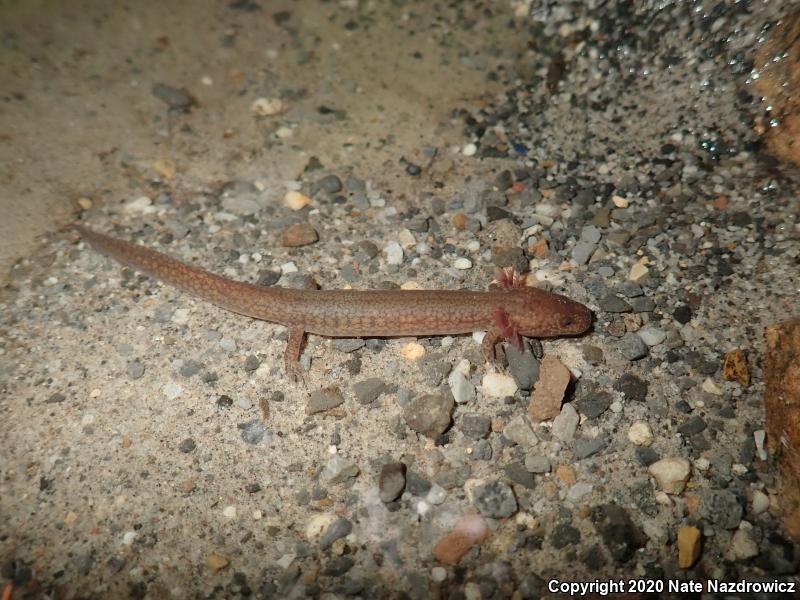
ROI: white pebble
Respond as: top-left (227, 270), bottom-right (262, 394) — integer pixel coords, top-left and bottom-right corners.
top-left (462, 143), bottom-right (477, 156)
top-left (701, 378), bottom-right (723, 395)
top-left (751, 490), bottom-right (770, 515)
top-left (431, 567), bottom-right (448, 583)
top-left (219, 337), bottom-right (237, 352)
top-left (637, 326), bottom-right (666, 347)
top-left (162, 382), bottom-right (183, 400)
top-left (280, 261), bottom-right (298, 274)
top-left (453, 257), bottom-right (473, 270)
top-left (480, 372), bottom-right (518, 398)
top-left (397, 229), bottom-right (416, 248)
top-left (383, 241), bottom-right (404, 266)
top-left (448, 369), bottom-right (476, 404)
top-left (648, 457), bottom-right (691, 494)
top-left (222, 506), bottom-right (237, 519)
top-left (251, 97), bottom-right (286, 116)
top-left (627, 421), bottom-right (653, 446)
top-left (125, 196), bottom-right (154, 214)
top-left (122, 531), bottom-right (137, 545)
top-left (426, 484), bottom-right (447, 505)
top-left (754, 430), bottom-right (767, 460)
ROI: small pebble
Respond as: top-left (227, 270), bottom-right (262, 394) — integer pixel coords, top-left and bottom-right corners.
top-left (383, 241), bottom-right (404, 266)
top-left (551, 403), bottom-right (579, 442)
top-left (448, 369), bottom-right (476, 404)
top-left (677, 526), bottom-right (702, 568)
top-left (281, 223), bottom-right (318, 247)
top-left (433, 512), bottom-right (489, 565)
top-left (619, 333), bottom-right (648, 361)
top-left (453, 257), bottom-right (473, 270)
top-left (648, 457), bottom-right (691, 494)
top-left (472, 481), bottom-right (517, 518)
top-left (379, 462), bottom-right (406, 503)
top-left (528, 355), bottom-right (570, 421)
top-left (637, 326), bottom-right (667, 347)
top-left (481, 372), bottom-right (518, 398)
top-left (628, 421), bottom-right (654, 446)
top-left (284, 190), bottom-right (311, 210)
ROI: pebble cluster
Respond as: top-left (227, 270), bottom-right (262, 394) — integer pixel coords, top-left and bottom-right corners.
top-left (1, 0), bottom-right (799, 598)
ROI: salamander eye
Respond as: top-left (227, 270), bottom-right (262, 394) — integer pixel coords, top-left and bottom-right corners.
top-left (560, 316), bottom-right (575, 328)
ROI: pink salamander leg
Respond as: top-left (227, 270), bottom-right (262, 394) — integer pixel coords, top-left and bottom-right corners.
top-left (490, 267), bottom-right (528, 290)
top-left (483, 307), bottom-right (523, 363)
top-left (284, 325), bottom-right (307, 383)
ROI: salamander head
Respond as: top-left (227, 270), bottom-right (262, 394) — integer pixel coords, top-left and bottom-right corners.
top-left (511, 286), bottom-right (593, 337)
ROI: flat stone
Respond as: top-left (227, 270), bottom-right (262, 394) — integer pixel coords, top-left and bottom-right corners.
top-left (528, 355), bottom-right (570, 422)
top-left (472, 481), bottom-right (518, 518)
top-left (403, 394), bottom-right (454, 438)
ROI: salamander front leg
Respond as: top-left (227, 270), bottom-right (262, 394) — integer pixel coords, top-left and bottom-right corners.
top-left (482, 307), bottom-right (523, 364)
top-left (284, 325), bottom-right (307, 383)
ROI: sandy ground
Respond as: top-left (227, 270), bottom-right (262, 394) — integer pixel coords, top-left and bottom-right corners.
top-left (2, 1), bottom-right (799, 599)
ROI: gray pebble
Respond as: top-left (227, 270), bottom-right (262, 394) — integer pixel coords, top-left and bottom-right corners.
top-left (405, 470), bottom-right (432, 497)
top-left (550, 523), bottom-right (581, 549)
top-left (316, 174), bottom-right (343, 194)
top-left (333, 339), bottom-right (366, 353)
top-left (505, 462), bottom-right (535, 489)
top-left (45, 392), bottom-right (67, 404)
top-left (307, 387), bottom-right (345, 415)
top-left (506, 345), bottom-right (540, 391)
top-left (619, 281), bottom-right (643, 297)
top-left (503, 415), bottom-right (538, 447)
top-left (619, 333), bottom-right (648, 361)
top-left (572, 437), bottom-right (605, 459)
top-left (243, 355), bottom-right (261, 372)
top-left (614, 373), bottom-right (648, 402)
top-left (178, 438), bottom-right (196, 453)
top-left (552, 404), bottom-right (579, 442)
top-left (319, 517), bottom-right (353, 550)
top-left (379, 462), bottom-right (406, 503)
top-left (524, 454), bottom-right (551, 473)
top-left (238, 420), bottom-right (266, 444)
top-left (630, 296), bottom-right (656, 312)
top-left (572, 242), bottom-right (597, 265)
top-left (152, 82), bottom-right (194, 110)
top-left (575, 391), bottom-right (613, 419)
top-left (402, 394), bottom-right (453, 438)
top-left (599, 293), bottom-right (632, 313)
top-left (590, 503), bottom-right (645, 562)
top-left (472, 439), bottom-right (493, 460)
top-left (352, 378), bottom-right (388, 405)
top-left (127, 361), bottom-right (145, 380)
top-left (580, 225), bottom-right (602, 244)
top-left (698, 490), bottom-right (743, 529)
top-left (473, 481), bottom-right (518, 518)
top-left (460, 413), bottom-right (491, 440)
top-left (677, 415), bottom-right (707, 436)
top-left (179, 359), bottom-right (201, 378)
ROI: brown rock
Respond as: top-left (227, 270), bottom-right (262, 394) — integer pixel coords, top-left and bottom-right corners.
top-left (529, 238), bottom-right (548, 259)
top-left (555, 464), bottom-right (576, 486)
top-left (723, 348), bottom-right (750, 387)
top-left (206, 553), bottom-right (229, 571)
top-left (281, 222), bottom-right (319, 247)
top-left (677, 526), bottom-right (702, 569)
top-left (528, 355), bottom-right (570, 422)
top-left (764, 319), bottom-right (800, 542)
top-left (754, 10), bottom-right (800, 167)
top-left (433, 512), bottom-right (490, 565)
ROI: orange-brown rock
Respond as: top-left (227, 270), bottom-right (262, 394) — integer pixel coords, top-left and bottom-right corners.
top-left (754, 10), bottom-right (800, 167)
top-left (433, 512), bottom-right (490, 565)
top-left (764, 319), bottom-right (800, 542)
top-left (723, 348), bottom-right (750, 387)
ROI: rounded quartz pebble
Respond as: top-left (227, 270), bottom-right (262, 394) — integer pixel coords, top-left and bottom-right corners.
top-left (628, 421), bottom-right (654, 446)
top-left (453, 257), bottom-right (473, 270)
top-left (648, 457), bottom-right (691, 494)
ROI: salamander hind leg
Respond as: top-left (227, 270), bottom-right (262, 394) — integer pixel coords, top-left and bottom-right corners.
top-left (284, 325), bottom-right (307, 383)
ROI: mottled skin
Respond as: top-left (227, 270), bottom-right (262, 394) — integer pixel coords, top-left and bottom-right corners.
top-left (74, 225), bottom-right (593, 380)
